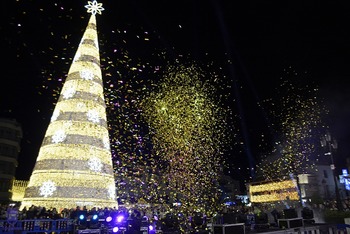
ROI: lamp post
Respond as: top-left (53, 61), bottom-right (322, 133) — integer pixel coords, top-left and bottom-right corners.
top-left (320, 132), bottom-right (342, 211)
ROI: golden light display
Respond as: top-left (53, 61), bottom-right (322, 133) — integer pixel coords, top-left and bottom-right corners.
top-left (21, 1), bottom-right (117, 210)
top-left (12, 180), bottom-right (29, 202)
top-left (249, 180), bottom-right (299, 203)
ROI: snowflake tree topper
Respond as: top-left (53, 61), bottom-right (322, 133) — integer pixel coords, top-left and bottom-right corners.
top-left (85, 1), bottom-right (104, 15)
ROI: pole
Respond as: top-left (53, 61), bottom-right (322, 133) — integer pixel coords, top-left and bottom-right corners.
top-left (295, 174), bottom-right (304, 207)
top-left (321, 132), bottom-right (342, 211)
top-left (329, 145), bottom-right (343, 211)
top-left (332, 166), bottom-right (342, 211)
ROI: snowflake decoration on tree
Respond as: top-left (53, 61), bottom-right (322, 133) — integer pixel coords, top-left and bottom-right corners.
top-left (103, 137), bottom-right (110, 150)
top-left (87, 109), bottom-right (100, 123)
top-left (52, 130), bottom-right (66, 143)
top-left (88, 157), bottom-right (103, 172)
top-left (108, 185), bottom-right (116, 200)
top-left (80, 69), bottom-right (94, 80)
top-left (39, 180), bottom-right (57, 198)
top-left (51, 109), bottom-right (60, 122)
top-left (62, 86), bottom-right (76, 99)
top-left (85, 0), bottom-right (104, 15)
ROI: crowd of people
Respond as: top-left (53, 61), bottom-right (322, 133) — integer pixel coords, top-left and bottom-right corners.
top-left (0, 203), bottom-right (211, 233)
top-left (1, 198), bottom-right (349, 233)
top-left (0, 204), bottom-right (167, 223)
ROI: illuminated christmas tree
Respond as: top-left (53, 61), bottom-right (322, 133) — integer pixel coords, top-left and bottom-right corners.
top-left (21, 1), bottom-right (117, 209)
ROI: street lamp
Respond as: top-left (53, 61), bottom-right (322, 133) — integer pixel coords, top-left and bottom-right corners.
top-left (320, 131), bottom-right (342, 211)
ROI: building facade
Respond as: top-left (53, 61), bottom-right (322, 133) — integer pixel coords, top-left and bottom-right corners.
top-left (248, 164), bottom-right (347, 206)
top-left (0, 118), bottom-right (22, 203)
top-left (299, 164), bottom-right (348, 203)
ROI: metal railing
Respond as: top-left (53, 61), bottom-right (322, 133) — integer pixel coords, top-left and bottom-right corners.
top-left (0, 219), bottom-right (74, 234)
top-left (0, 218), bottom-right (345, 234)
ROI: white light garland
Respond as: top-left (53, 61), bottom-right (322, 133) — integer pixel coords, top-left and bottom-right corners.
top-left (103, 136), bottom-right (110, 150)
top-left (94, 38), bottom-right (99, 50)
top-left (51, 110), bottom-right (60, 122)
top-left (73, 52), bottom-right (81, 62)
top-left (108, 185), bottom-right (116, 200)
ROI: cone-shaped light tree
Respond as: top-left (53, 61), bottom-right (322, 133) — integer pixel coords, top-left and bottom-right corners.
top-left (21, 1), bottom-right (118, 210)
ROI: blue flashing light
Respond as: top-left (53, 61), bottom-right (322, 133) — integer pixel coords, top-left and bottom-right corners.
top-left (149, 225), bottom-right (154, 231)
top-left (225, 201), bottom-right (233, 206)
top-left (79, 214), bottom-right (85, 220)
top-left (345, 178), bottom-right (350, 191)
top-left (116, 215), bottom-right (124, 223)
top-left (92, 214), bottom-right (98, 220)
top-left (106, 216), bottom-right (112, 222)
top-left (112, 227), bottom-right (119, 233)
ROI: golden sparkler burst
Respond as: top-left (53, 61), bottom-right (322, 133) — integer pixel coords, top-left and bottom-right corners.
top-left (141, 62), bottom-right (231, 214)
top-left (257, 67), bottom-right (327, 181)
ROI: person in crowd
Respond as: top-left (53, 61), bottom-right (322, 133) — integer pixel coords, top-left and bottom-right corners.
top-left (70, 206), bottom-right (81, 220)
top-left (6, 205), bottom-right (19, 223)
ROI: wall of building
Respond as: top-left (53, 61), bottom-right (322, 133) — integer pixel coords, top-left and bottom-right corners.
top-left (0, 118), bottom-right (22, 203)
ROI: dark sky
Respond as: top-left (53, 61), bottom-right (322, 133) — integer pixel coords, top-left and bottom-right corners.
top-left (1, 0), bottom-right (350, 183)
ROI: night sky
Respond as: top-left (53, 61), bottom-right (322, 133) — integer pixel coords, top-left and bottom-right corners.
top-left (1, 0), bottom-right (350, 185)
